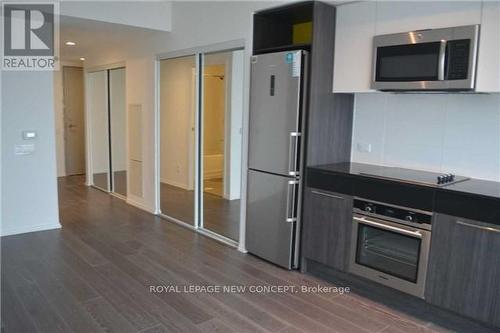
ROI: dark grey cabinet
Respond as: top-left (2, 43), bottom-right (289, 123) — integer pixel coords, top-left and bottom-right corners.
top-left (302, 187), bottom-right (352, 271)
top-left (426, 213), bottom-right (500, 327)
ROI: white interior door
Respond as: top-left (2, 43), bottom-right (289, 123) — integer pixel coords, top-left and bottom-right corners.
top-left (63, 66), bottom-right (86, 175)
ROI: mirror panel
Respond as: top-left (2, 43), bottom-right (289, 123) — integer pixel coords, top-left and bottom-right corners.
top-left (109, 68), bottom-right (127, 196)
top-left (88, 70), bottom-right (110, 191)
top-left (201, 50), bottom-right (244, 241)
top-left (159, 55), bottom-right (197, 225)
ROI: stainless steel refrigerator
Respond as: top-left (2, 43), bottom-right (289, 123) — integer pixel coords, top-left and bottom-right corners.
top-left (246, 50), bottom-right (308, 269)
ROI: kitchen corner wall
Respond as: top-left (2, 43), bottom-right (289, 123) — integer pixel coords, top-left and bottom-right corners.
top-left (1, 71), bottom-right (61, 236)
top-left (351, 93), bottom-right (500, 181)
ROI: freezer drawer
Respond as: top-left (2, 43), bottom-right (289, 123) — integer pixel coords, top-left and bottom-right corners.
top-left (248, 50), bottom-right (307, 176)
top-left (246, 169), bottom-right (299, 269)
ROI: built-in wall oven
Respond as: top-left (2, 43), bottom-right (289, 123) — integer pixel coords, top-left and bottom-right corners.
top-left (349, 198), bottom-right (432, 298)
top-left (372, 25), bottom-right (479, 91)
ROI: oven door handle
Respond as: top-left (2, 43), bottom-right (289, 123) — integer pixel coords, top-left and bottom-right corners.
top-left (354, 216), bottom-right (423, 238)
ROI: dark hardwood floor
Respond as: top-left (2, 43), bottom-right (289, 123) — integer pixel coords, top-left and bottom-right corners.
top-left (113, 170), bottom-right (127, 197)
top-left (92, 171), bottom-right (127, 197)
top-left (160, 182), bottom-right (240, 240)
top-left (1, 176), bottom-right (496, 333)
top-left (93, 172), bottom-right (109, 191)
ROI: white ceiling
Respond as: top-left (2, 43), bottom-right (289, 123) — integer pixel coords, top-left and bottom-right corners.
top-left (59, 15), bottom-right (167, 62)
top-left (60, 1), bottom-right (172, 32)
top-left (58, 1), bottom-right (356, 63)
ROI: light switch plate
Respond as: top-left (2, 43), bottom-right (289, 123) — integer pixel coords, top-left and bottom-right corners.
top-left (22, 130), bottom-right (37, 140)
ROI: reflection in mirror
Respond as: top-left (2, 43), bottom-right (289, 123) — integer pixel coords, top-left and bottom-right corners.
top-left (89, 70), bottom-right (110, 191)
top-left (159, 55), bottom-right (197, 225)
top-left (110, 68), bottom-right (127, 197)
top-left (202, 50), bottom-right (244, 241)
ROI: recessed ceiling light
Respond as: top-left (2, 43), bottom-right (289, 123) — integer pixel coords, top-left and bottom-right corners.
top-left (65, 41), bottom-right (76, 46)
top-left (79, 57), bottom-right (85, 61)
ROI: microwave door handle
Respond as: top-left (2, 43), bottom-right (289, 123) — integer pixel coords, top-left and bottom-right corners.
top-left (354, 216), bottom-right (422, 238)
top-left (438, 40), bottom-right (447, 81)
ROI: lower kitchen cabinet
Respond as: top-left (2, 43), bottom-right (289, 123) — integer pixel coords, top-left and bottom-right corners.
top-left (302, 187), bottom-right (352, 271)
top-left (425, 213), bottom-right (500, 327)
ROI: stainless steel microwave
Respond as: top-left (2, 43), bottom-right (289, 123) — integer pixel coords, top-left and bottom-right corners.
top-left (371, 25), bottom-right (480, 91)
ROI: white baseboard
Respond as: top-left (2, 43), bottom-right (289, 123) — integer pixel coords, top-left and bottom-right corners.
top-left (0, 221), bottom-right (62, 237)
top-left (224, 193), bottom-right (241, 201)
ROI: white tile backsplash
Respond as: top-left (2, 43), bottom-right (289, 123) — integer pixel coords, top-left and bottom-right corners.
top-left (351, 93), bottom-right (500, 181)
top-left (351, 93), bottom-right (387, 164)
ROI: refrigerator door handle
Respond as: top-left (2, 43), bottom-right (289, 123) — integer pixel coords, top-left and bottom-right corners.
top-left (286, 180), bottom-right (299, 223)
top-left (288, 132), bottom-right (301, 176)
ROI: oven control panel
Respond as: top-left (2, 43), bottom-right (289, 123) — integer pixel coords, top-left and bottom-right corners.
top-left (353, 199), bottom-right (432, 225)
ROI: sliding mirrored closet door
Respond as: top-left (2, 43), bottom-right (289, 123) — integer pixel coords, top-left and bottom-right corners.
top-left (88, 70), bottom-right (110, 191)
top-left (158, 48), bottom-right (244, 243)
top-left (201, 50), bottom-right (244, 241)
top-left (88, 67), bottom-right (127, 196)
top-left (159, 55), bottom-right (197, 225)
top-left (109, 68), bottom-right (127, 197)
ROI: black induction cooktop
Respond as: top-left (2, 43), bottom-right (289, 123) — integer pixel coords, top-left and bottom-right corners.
top-left (309, 162), bottom-right (470, 187)
top-left (307, 162), bottom-right (500, 225)
top-left (359, 167), bottom-right (469, 187)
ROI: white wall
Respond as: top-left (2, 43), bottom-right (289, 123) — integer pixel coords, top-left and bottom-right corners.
top-left (351, 93), bottom-right (500, 181)
top-left (124, 57), bottom-right (156, 210)
top-left (54, 66), bottom-right (66, 177)
top-left (61, 1), bottom-right (172, 32)
top-left (1, 71), bottom-right (61, 236)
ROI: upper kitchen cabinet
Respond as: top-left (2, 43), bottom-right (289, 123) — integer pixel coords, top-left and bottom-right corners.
top-left (374, 1), bottom-right (481, 35)
top-left (253, 2), bottom-right (313, 54)
top-left (333, 1), bottom-right (500, 93)
top-left (333, 1), bottom-right (376, 93)
top-left (476, 1), bottom-right (500, 92)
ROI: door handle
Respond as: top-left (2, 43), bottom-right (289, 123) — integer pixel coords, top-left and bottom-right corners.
top-left (438, 40), bottom-right (447, 81)
top-left (456, 220), bottom-right (500, 233)
top-left (286, 180), bottom-right (299, 223)
top-left (68, 124), bottom-right (77, 129)
top-left (288, 132), bottom-right (301, 176)
top-left (354, 216), bottom-right (422, 238)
